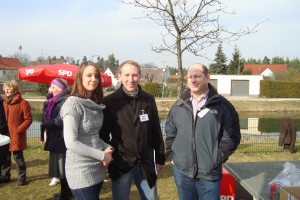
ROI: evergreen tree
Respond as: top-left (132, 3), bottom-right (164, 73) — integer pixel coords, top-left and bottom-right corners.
top-left (227, 45), bottom-right (243, 74)
top-left (107, 53), bottom-right (119, 68)
top-left (271, 56), bottom-right (285, 64)
top-left (257, 58), bottom-right (262, 64)
top-left (262, 56), bottom-right (270, 64)
top-left (82, 56), bottom-right (87, 63)
top-left (209, 44), bottom-right (227, 74)
top-left (95, 56), bottom-right (105, 71)
top-left (245, 58), bottom-right (257, 64)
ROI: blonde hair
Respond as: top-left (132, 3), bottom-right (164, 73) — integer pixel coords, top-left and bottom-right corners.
top-left (3, 80), bottom-right (20, 94)
top-left (118, 60), bottom-right (141, 75)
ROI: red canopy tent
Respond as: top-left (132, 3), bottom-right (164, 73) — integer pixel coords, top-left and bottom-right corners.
top-left (18, 64), bottom-right (112, 87)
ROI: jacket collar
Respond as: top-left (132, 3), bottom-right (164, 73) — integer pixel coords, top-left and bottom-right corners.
top-left (113, 84), bottom-right (149, 122)
top-left (55, 89), bottom-right (70, 104)
top-left (3, 93), bottom-right (22, 105)
top-left (113, 84), bottom-right (145, 100)
top-left (177, 83), bottom-right (220, 106)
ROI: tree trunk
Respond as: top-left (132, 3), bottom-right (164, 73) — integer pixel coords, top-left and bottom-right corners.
top-left (176, 35), bottom-right (183, 98)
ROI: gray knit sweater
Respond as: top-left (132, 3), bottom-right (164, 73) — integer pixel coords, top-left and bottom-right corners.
top-left (60, 96), bottom-right (110, 189)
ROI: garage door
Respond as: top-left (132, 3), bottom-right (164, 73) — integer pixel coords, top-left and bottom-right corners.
top-left (210, 79), bottom-right (218, 90)
top-left (231, 80), bottom-right (249, 96)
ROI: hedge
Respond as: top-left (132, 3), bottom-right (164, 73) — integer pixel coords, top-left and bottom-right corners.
top-left (141, 82), bottom-right (178, 97)
top-left (260, 80), bottom-right (300, 98)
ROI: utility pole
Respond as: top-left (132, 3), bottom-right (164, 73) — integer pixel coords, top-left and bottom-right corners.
top-left (40, 49), bottom-right (45, 57)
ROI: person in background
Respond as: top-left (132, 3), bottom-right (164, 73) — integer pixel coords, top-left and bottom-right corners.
top-left (165, 63), bottom-right (241, 200)
top-left (2, 80), bottom-right (32, 186)
top-left (40, 78), bottom-right (72, 200)
top-left (41, 86), bottom-right (60, 187)
top-left (60, 62), bottom-right (113, 200)
top-left (100, 60), bottom-right (166, 200)
top-left (0, 96), bottom-right (10, 184)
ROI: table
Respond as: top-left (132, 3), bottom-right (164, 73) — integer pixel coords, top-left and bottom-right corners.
top-left (224, 160), bottom-right (300, 200)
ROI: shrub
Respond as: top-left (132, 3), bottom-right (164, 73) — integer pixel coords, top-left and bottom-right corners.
top-left (142, 82), bottom-right (162, 97)
top-left (260, 80), bottom-right (300, 98)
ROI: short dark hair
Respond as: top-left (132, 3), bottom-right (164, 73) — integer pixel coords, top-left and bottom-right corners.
top-left (201, 64), bottom-right (209, 76)
top-left (188, 63), bottom-right (209, 76)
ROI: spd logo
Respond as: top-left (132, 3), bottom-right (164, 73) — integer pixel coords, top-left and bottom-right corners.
top-left (25, 69), bottom-right (34, 75)
top-left (220, 195), bottom-right (234, 200)
top-left (58, 70), bottom-right (72, 77)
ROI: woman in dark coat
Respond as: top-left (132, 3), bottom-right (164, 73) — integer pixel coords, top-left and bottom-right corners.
top-left (41, 78), bottom-right (72, 200)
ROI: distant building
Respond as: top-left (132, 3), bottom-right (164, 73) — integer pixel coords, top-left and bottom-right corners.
top-left (210, 75), bottom-right (264, 97)
top-left (243, 64), bottom-right (287, 77)
top-left (140, 68), bottom-right (170, 83)
top-left (0, 56), bottom-right (24, 80)
top-left (104, 67), bottom-right (120, 88)
top-left (0, 56), bottom-right (24, 93)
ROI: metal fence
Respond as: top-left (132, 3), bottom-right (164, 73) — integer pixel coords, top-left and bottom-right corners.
top-left (27, 116), bottom-right (300, 152)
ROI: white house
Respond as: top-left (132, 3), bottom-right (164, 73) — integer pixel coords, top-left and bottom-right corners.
top-left (210, 75), bottom-right (264, 97)
top-left (104, 67), bottom-right (120, 88)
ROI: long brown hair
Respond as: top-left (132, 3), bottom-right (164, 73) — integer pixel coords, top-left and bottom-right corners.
top-left (70, 62), bottom-right (103, 104)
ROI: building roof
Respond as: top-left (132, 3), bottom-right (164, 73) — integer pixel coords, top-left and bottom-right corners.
top-left (170, 74), bottom-right (188, 80)
top-left (243, 64), bottom-right (287, 75)
top-left (104, 67), bottom-right (118, 78)
top-left (0, 57), bottom-right (24, 69)
top-left (140, 68), bottom-right (169, 83)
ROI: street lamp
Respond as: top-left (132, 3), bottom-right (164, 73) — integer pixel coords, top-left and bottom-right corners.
top-left (91, 55), bottom-right (99, 63)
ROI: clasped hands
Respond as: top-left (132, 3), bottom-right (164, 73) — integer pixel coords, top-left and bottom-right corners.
top-left (102, 147), bottom-right (113, 166)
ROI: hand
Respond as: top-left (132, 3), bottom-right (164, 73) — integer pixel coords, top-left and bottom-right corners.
top-left (41, 141), bottom-right (45, 145)
top-left (171, 160), bottom-right (174, 165)
top-left (156, 164), bottom-right (163, 174)
top-left (102, 147), bottom-right (113, 166)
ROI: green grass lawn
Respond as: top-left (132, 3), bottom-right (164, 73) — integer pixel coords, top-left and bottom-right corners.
top-left (1, 147), bottom-right (300, 200)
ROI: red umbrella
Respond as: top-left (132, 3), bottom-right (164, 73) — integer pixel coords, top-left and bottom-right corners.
top-left (18, 64), bottom-right (112, 87)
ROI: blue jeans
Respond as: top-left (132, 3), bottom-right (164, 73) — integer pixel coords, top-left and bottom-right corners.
top-left (112, 163), bottom-right (158, 200)
top-left (72, 181), bottom-right (103, 200)
top-left (172, 164), bottom-right (221, 200)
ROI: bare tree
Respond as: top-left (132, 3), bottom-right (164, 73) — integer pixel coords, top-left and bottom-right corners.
top-left (10, 52), bottom-right (30, 67)
top-left (121, 0), bottom-right (262, 96)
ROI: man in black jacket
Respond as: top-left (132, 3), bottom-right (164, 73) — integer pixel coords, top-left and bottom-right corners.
top-left (166, 63), bottom-right (241, 200)
top-left (100, 60), bottom-right (165, 200)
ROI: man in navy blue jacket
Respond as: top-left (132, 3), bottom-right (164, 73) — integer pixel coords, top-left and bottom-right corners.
top-left (166, 63), bottom-right (241, 200)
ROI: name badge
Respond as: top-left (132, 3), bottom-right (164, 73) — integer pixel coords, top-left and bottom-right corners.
top-left (139, 110), bottom-right (149, 122)
top-left (139, 114), bottom-right (149, 122)
top-left (197, 108), bottom-right (209, 118)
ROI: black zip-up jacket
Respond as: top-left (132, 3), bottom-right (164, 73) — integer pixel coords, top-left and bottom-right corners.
top-left (166, 84), bottom-right (241, 180)
top-left (41, 90), bottom-right (70, 153)
top-left (100, 85), bottom-right (165, 188)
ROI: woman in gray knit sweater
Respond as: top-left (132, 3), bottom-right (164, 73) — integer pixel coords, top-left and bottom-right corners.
top-left (60, 62), bottom-right (113, 200)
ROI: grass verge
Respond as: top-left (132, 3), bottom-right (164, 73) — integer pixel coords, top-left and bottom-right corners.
top-left (0, 147), bottom-right (299, 200)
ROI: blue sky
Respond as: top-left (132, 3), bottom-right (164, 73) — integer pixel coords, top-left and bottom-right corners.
top-left (1, 0), bottom-right (300, 68)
